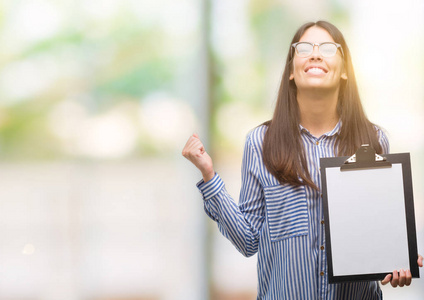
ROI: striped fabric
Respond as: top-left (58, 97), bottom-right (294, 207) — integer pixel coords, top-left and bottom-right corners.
top-left (197, 121), bottom-right (390, 300)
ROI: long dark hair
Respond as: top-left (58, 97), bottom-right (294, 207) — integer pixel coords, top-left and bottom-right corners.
top-left (263, 21), bottom-right (382, 189)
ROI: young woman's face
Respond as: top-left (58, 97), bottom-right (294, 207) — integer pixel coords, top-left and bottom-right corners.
top-left (290, 26), bottom-right (347, 93)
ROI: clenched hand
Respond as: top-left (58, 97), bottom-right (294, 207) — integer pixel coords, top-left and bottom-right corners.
top-left (182, 134), bottom-right (215, 182)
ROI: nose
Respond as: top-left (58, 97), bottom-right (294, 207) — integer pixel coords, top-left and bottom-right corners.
top-left (310, 44), bottom-right (322, 61)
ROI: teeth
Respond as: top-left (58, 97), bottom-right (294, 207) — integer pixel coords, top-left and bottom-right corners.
top-left (307, 68), bottom-right (325, 74)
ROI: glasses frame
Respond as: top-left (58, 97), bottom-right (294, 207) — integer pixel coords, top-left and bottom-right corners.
top-left (291, 42), bottom-right (344, 58)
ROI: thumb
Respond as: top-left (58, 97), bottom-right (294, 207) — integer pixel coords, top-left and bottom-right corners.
top-left (381, 273), bottom-right (392, 285)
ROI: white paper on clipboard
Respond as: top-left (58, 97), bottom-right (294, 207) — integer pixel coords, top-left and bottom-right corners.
top-left (325, 163), bottom-right (410, 276)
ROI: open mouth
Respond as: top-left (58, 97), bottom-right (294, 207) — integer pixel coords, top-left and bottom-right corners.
top-left (304, 66), bottom-right (328, 75)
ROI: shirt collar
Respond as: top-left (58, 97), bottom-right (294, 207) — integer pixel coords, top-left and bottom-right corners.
top-left (299, 119), bottom-right (342, 138)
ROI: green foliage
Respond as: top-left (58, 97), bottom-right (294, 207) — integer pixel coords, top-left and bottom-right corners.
top-left (0, 99), bottom-right (61, 160)
top-left (95, 58), bottom-right (174, 98)
top-left (0, 0), bottom-right (352, 160)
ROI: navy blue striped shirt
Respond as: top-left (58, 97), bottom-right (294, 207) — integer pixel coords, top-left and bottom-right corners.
top-left (197, 121), bottom-right (390, 300)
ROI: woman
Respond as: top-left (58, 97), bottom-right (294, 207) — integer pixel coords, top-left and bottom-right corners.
top-left (182, 21), bottom-right (422, 299)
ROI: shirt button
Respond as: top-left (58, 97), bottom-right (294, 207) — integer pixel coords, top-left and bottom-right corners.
top-left (316, 141), bottom-right (319, 145)
top-left (320, 245), bottom-right (325, 250)
top-left (321, 220), bottom-right (325, 225)
top-left (320, 271), bottom-right (324, 276)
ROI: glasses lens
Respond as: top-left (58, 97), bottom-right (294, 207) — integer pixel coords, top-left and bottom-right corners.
top-left (319, 43), bottom-right (338, 57)
top-left (295, 43), bottom-right (313, 57)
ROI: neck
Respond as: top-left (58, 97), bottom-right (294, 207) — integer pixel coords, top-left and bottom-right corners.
top-left (297, 88), bottom-right (340, 137)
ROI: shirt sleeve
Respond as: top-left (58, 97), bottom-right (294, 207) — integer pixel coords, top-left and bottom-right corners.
top-left (376, 127), bottom-right (390, 154)
top-left (196, 132), bottom-right (265, 257)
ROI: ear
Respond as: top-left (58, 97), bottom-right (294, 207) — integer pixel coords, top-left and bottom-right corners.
top-left (341, 72), bottom-right (347, 80)
top-left (289, 73), bottom-right (294, 80)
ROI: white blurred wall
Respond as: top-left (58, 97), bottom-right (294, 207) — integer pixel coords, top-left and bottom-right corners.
top-left (0, 160), bottom-right (206, 300)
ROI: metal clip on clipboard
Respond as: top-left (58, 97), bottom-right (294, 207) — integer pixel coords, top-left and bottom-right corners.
top-left (341, 144), bottom-right (392, 171)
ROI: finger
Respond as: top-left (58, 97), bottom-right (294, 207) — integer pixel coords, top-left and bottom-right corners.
top-left (381, 273), bottom-right (392, 285)
top-left (187, 135), bottom-right (201, 147)
top-left (191, 141), bottom-right (207, 157)
top-left (193, 133), bottom-right (199, 139)
top-left (391, 270), bottom-right (399, 288)
top-left (185, 138), bottom-right (203, 152)
top-left (418, 254), bottom-right (423, 267)
top-left (182, 136), bottom-right (197, 155)
top-left (182, 137), bottom-right (204, 157)
top-left (398, 269), bottom-right (406, 287)
top-left (405, 269), bottom-right (412, 286)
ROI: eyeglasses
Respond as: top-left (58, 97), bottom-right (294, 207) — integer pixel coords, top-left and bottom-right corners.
top-left (291, 42), bottom-right (344, 58)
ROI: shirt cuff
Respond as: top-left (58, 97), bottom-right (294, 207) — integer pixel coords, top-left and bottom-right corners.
top-left (196, 173), bottom-right (224, 201)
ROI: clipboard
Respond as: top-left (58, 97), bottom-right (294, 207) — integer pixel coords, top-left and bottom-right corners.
top-left (320, 144), bottom-right (420, 283)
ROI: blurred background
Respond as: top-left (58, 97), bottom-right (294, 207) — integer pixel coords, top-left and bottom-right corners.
top-left (0, 0), bottom-right (423, 299)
